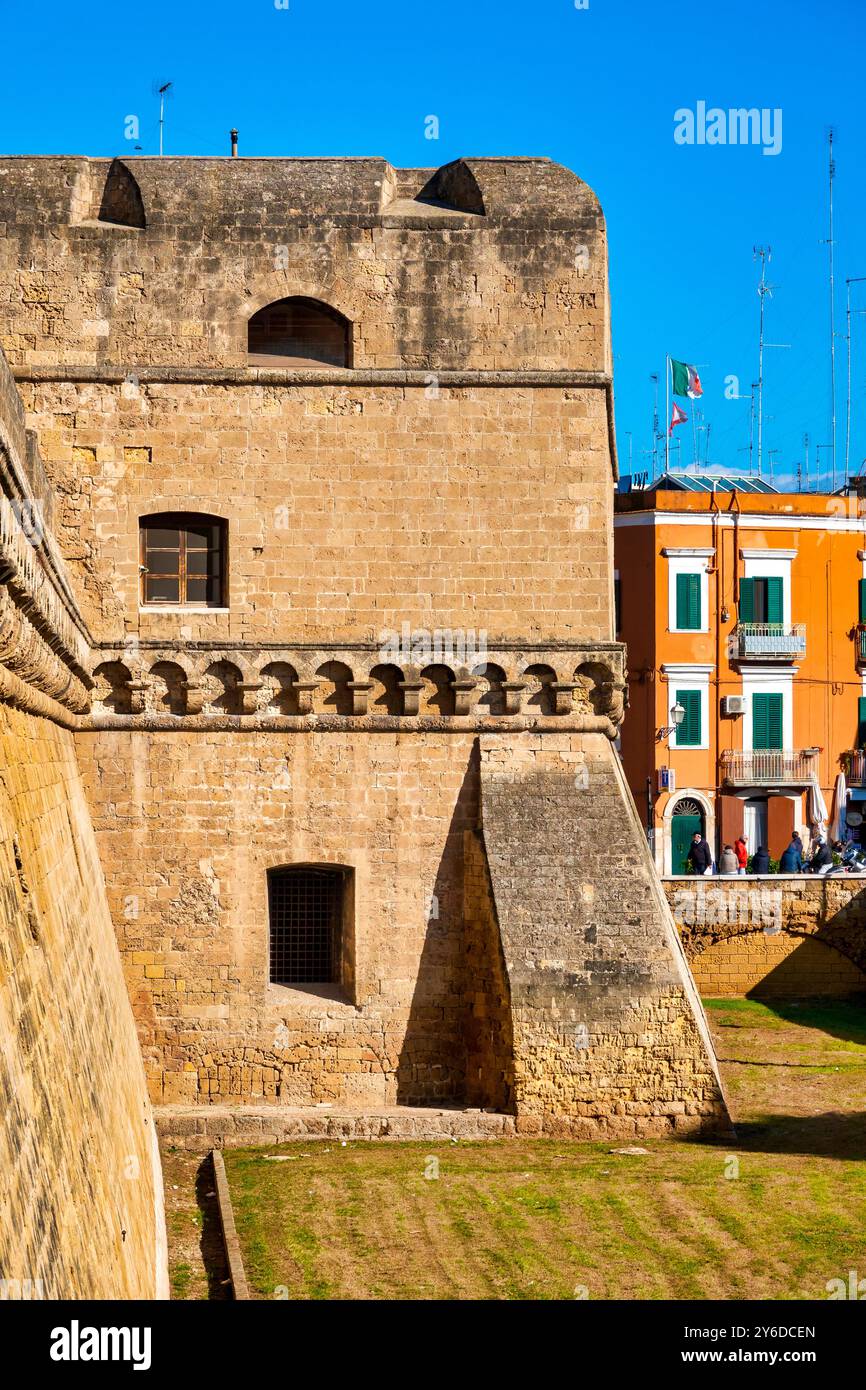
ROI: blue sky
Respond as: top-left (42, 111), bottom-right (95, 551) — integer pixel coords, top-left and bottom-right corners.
top-left (3, 0), bottom-right (865, 490)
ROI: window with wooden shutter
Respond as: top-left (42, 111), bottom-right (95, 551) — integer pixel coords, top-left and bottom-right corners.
top-left (140, 513), bottom-right (226, 607)
top-left (675, 572), bottom-right (701, 630)
top-left (858, 696), bottom-right (866, 750)
top-left (753, 692), bottom-right (783, 750)
top-left (675, 688), bottom-right (702, 746)
top-left (764, 577), bottom-right (783, 626)
top-left (859, 578), bottom-right (866, 623)
top-left (741, 576), bottom-right (783, 626)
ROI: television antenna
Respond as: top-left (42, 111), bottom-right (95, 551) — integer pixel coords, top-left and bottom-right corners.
top-left (753, 246), bottom-right (790, 476)
top-left (153, 80), bottom-right (173, 156)
top-left (822, 129), bottom-right (837, 487)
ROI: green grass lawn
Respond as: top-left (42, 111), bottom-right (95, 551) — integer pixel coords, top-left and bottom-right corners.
top-left (163, 997), bottom-right (866, 1300)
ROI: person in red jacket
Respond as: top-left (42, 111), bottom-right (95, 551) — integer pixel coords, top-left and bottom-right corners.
top-left (734, 836), bottom-right (749, 875)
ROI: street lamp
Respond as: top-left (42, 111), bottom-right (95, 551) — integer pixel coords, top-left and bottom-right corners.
top-left (657, 701), bottom-right (686, 741)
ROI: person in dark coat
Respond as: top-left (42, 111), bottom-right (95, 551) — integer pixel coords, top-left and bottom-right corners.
top-left (779, 837), bottom-right (803, 873)
top-left (750, 845), bottom-right (771, 874)
top-left (809, 839), bottom-right (832, 874)
top-left (688, 832), bottom-right (713, 876)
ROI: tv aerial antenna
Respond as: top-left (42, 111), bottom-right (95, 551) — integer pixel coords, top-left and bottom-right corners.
top-left (153, 80), bottom-right (174, 156)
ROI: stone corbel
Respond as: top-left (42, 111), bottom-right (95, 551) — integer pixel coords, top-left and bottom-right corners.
top-left (550, 682), bottom-right (580, 716)
top-left (347, 681), bottom-right (375, 716)
top-left (236, 681), bottom-right (264, 715)
top-left (182, 680), bottom-right (206, 716)
top-left (501, 681), bottom-right (528, 715)
top-left (292, 680), bottom-right (321, 715)
top-left (398, 681), bottom-right (425, 716)
top-left (450, 679), bottom-right (478, 716)
top-left (127, 680), bottom-right (150, 715)
top-left (600, 680), bottom-right (626, 729)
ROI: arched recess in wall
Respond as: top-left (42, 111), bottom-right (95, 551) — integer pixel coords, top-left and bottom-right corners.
top-left (413, 161), bottom-right (486, 215)
top-left (247, 297), bottom-right (352, 367)
top-left (97, 159), bottom-right (146, 228)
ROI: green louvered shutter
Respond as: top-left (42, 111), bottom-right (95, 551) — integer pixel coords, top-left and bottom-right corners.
top-left (859, 579), bottom-right (866, 623)
top-left (858, 696), bottom-right (866, 749)
top-left (753, 692), bottom-right (783, 750)
top-left (739, 577), bottom-right (754, 623)
top-left (676, 573), bottom-right (701, 630)
top-left (675, 689), bottom-right (701, 746)
top-left (765, 576), bottom-right (783, 627)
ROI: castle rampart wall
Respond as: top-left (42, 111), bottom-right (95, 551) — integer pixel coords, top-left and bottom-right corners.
top-left (0, 345), bottom-right (166, 1299)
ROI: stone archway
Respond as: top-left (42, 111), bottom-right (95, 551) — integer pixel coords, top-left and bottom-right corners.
top-left (662, 789), bottom-right (716, 876)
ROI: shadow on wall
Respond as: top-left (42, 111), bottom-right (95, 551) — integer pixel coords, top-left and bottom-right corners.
top-left (745, 937), bottom-right (866, 1001)
top-left (691, 931), bottom-right (866, 1002)
top-left (395, 741), bottom-right (514, 1108)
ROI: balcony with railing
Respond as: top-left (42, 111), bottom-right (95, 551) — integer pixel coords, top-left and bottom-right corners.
top-left (856, 625), bottom-right (866, 667)
top-left (842, 750), bottom-right (866, 785)
top-left (721, 748), bottom-right (819, 787)
top-left (731, 623), bottom-right (806, 661)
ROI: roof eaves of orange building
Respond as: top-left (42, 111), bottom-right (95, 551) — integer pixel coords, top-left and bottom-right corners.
top-left (614, 489), bottom-right (866, 522)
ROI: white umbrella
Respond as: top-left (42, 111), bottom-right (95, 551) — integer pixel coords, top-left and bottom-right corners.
top-left (830, 771), bottom-right (847, 841)
top-left (809, 777), bottom-right (829, 839)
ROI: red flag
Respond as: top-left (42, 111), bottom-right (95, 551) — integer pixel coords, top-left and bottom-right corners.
top-left (669, 402), bottom-right (688, 437)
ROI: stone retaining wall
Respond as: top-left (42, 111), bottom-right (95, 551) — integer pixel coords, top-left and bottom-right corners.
top-left (664, 876), bottom-right (866, 997)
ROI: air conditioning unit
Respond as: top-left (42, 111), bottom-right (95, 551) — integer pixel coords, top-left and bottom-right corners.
top-left (658, 766), bottom-right (676, 793)
top-left (721, 695), bottom-right (747, 716)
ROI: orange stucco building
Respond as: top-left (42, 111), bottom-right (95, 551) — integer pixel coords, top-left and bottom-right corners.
top-left (615, 474), bottom-right (866, 874)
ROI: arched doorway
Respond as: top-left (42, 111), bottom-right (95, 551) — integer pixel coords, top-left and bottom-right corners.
top-left (670, 797), bottom-right (705, 876)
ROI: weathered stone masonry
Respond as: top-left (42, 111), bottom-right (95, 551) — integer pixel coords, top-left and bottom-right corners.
top-left (0, 345), bottom-right (166, 1299)
top-left (0, 154), bottom-right (730, 1152)
top-left (665, 876), bottom-right (866, 998)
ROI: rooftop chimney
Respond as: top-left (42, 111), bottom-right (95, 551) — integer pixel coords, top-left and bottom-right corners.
top-left (230, 129), bottom-right (238, 158)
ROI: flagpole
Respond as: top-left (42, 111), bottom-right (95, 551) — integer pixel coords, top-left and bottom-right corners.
top-left (665, 355), bottom-right (670, 474)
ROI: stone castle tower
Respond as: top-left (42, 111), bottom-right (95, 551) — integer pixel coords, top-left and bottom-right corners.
top-left (0, 153), bottom-right (728, 1257)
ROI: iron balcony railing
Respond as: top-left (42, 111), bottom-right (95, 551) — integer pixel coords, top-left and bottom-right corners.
top-left (731, 623), bottom-right (806, 660)
top-left (842, 750), bottom-right (866, 785)
top-left (721, 748), bottom-right (819, 786)
top-left (857, 625), bottom-right (866, 666)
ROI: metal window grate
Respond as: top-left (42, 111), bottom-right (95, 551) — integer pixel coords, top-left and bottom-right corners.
top-left (268, 867), bottom-right (341, 985)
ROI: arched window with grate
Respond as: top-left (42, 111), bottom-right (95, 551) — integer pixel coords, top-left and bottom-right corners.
top-left (247, 297), bottom-right (352, 367)
top-left (267, 865), bottom-right (353, 989)
top-left (139, 513), bottom-right (227, 608)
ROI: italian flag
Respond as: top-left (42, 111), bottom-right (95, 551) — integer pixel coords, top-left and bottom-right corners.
top-left (669, 402), bottom-right (688, 436)
top-left (671, 359), bottom-right (703, 399)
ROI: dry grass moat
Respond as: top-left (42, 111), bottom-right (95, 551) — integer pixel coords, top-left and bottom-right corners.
top-left (162, 997), bottom-right (866, 1300)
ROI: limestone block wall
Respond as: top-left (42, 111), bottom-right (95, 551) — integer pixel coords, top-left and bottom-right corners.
top-left (0, 705), bottom-right (165, 1297)
top-left (665, 877), bottom-right (866, 998)
top-left (0, 154), bottom-right (732, 1145)
top-left (0, 342), bottom-right (166, 1299)
top-left (16, 379), bottom-right (613, 646)
top-left (0, 157), bottom-right (608, 372)
top-left (478, 733), bottom-right (729, 1137)
top-left (75, 728), bottom-right (490, 1108)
